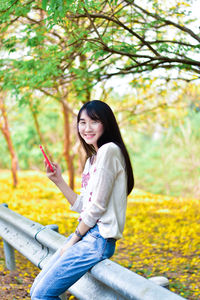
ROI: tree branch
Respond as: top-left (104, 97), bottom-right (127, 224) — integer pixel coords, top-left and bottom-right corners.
top-left (38, 88), bottom-right (76, 116)
top-left (131, 2), bottom-right (200, 43)
top-left (68, 12), bottom-right (160, 56)
top-left (81, 5), bottom-right (107, 48)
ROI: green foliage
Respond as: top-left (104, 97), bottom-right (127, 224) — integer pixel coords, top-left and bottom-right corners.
top-left (2, 36), bottom-right (17, 50)
top-left (1, 0), bottom-right (199, 96)
top-left (14, 5), bottom-right (31, 17)
top-left (128, 111), bottom-right (200, 198)
top-left (42, 0), bottom-right (69, 26)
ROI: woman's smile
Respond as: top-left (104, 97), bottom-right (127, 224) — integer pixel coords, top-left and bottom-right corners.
top-left (84, 134), bottom-right (96, 139)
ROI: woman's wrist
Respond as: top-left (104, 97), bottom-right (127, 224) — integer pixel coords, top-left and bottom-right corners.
top-left (71, 233), bottom-right (81, 243)
top-left (75, 228), bottom-right (84, 239)
top-left (53, 175), bottom-right (64, 186)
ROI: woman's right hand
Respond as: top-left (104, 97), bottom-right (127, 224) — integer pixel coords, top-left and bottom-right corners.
top-left (45, 161), bottom-right (62, 185)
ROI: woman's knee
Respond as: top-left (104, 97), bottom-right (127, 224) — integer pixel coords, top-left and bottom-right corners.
top-left (30, 284), bottom-right (42, 300)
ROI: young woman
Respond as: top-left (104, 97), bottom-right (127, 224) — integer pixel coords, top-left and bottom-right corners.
top-left (30, 100), bottom-right (134, 300)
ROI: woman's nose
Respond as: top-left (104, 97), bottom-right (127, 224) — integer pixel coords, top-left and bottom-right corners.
top-left (85, 123), bottom-right (92, 131)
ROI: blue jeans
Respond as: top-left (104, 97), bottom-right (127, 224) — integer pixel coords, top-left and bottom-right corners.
top-left (30, 224), bottom-right (116, 300)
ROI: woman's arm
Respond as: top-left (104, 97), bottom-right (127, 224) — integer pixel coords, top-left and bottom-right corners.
top-left (45, 161), bottom-right (77, 206)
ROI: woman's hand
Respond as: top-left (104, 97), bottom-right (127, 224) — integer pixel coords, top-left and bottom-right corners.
top-left (60, 241), bottom-right (73, 256)
top-left (44, 161), bottom-right (78, 206)
top-left (45, 161), bottom-right (62, 185)
top-left (60, 234), bottom-right (80, 256)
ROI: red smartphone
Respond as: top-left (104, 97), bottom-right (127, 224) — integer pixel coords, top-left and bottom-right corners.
top-left (39, 145), bottom-right (54, 172)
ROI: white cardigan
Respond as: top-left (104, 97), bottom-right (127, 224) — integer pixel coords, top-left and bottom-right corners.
top-left (71, 142), bottom-right (128, 240)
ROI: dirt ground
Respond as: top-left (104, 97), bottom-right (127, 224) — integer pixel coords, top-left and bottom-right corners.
top-left (0, 241), bottom-right (76, 300)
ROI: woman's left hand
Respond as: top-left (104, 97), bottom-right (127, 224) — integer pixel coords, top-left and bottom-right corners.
top-left (60, 222), bottom-right (90, 256)
top-left (60, 234), bottom-right (81, 256)
top-left (60, 241), bottom-right (74, 256)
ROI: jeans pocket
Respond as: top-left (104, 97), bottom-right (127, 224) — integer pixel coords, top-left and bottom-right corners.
top-left (84, 234), bottom-right (97, 243)
top-left (101, 239), bottom-right (116, 260)
top-left (88, 232), bottom-right (98, 239)
top-left (83, 231), bottom-right (100, 245)
top-left (87, 227), bottom-right (101, 239)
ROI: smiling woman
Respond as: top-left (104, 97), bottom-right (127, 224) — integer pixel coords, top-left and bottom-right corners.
top-left (30, 100), bottom-right (134, 300)
top-left (78, 110), bottom-right (104, 152)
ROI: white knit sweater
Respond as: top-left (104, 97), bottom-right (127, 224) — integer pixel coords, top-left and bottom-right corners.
top-left (71, 142), bottom-right (128, 240)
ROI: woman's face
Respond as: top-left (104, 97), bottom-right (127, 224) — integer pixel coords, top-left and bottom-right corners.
top-left (78, 110), bottom-right (104, 151)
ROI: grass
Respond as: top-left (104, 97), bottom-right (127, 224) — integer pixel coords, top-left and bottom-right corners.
top-left (127, 112), bottom-right (200, 198)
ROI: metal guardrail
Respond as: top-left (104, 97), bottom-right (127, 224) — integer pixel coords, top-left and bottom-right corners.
top-left (0, 204), bottom-right (186, 300)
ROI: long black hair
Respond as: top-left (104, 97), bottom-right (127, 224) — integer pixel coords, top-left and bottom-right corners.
top-left (77, 100), bottom-right (134, 195)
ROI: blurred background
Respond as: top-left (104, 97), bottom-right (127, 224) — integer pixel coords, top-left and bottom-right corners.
top-left (0, 84), bottom-right (200, 198)
top-left (0, 0), bottom-right (199, 199)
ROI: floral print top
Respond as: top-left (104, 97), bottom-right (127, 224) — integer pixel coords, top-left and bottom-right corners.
top-left (71, 142), bottom-right (127, 240)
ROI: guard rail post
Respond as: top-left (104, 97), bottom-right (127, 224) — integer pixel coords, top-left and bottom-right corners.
top-left (1, 204), bottom-right (16, 271)
top-left (3, 240), bottom-right (16, 271)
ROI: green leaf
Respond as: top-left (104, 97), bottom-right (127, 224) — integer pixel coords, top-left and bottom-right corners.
top-left (42, 0), bottom-right (48, 10)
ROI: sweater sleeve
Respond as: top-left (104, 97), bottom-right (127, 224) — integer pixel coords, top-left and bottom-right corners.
top-left (81, 143), bottom-right (122, 227)
top-left (70, 193), bottom-right (83, 213)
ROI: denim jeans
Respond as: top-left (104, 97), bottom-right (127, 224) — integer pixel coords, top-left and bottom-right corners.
top-left (30, 224), bottom-right (116, 300)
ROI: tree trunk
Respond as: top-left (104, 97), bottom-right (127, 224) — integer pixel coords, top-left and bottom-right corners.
top-left (0, 93), bottom-right (18, 187)
top-left (62, 100), bottom-right (75, 189)
top-left (28, 100), bottom-right (52, 160)
top-left (78, 143), bottom-right (86, 173)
